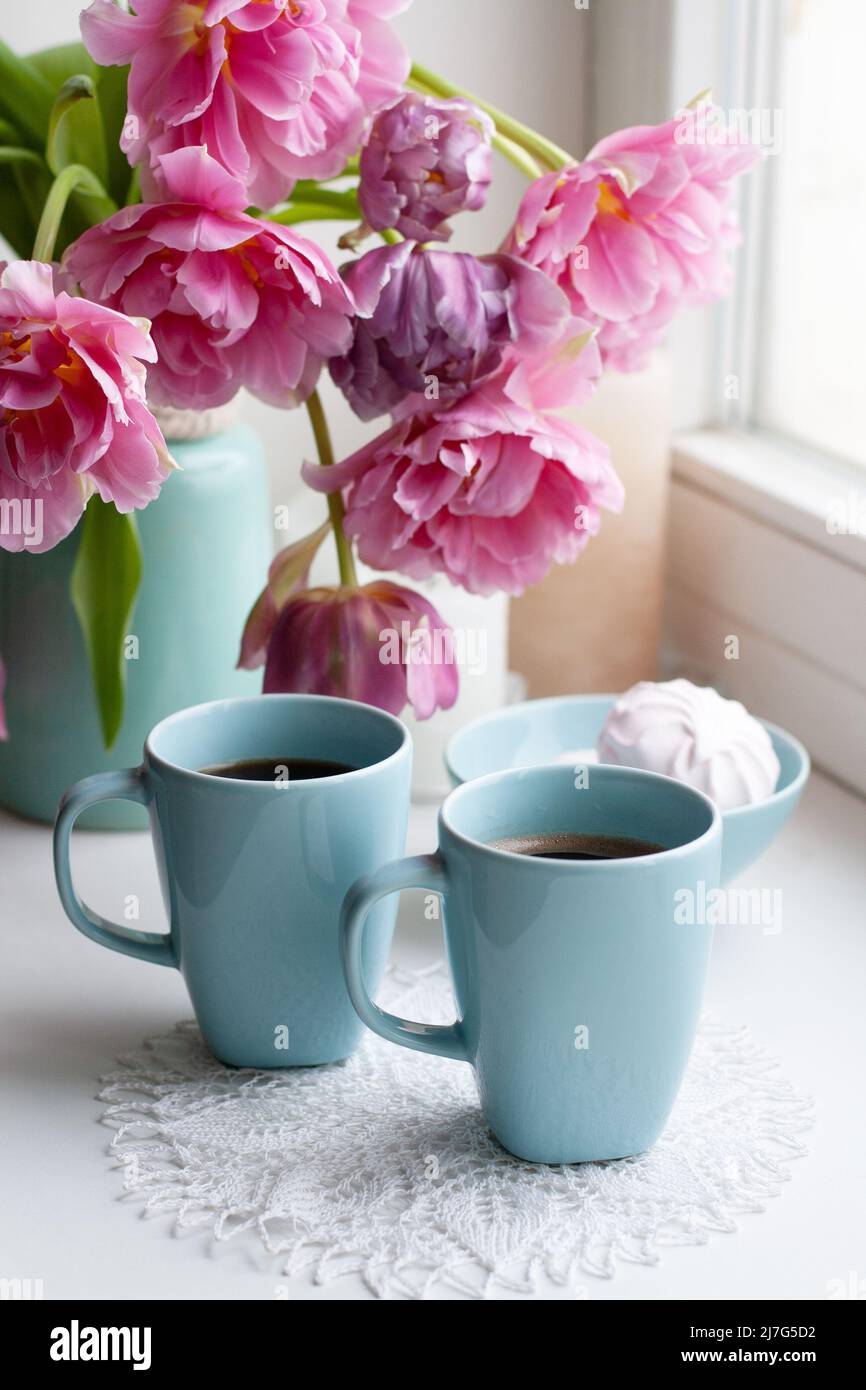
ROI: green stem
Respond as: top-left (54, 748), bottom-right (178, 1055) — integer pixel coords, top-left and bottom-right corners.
top-left (288, 183), bottom-right (360, 213)
top-left (491, 133), bottom-right (543, 180)
top-left (410, 69), bottom-right (539, 176)
top-left (46, 74), bottom-right (96, 177)
top-left (379, 227), bottom-right (402, 244)
top-left (269, 202), bottom-right (359, 226)
top-left (410, 61), bottom-right (574, 172)
top-left (306, 389), bottom-right (358, 588)
top-left (409, 69), bottom-right (540, 177)
top-left (32, 162), bottom-right (112, 262)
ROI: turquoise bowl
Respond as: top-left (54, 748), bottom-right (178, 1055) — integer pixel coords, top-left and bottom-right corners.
top-left (445, 694), bottom-right (810, 883)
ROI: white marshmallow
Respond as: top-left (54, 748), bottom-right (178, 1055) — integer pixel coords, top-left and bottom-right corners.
top-left (596, 679), bottom-right (781, 810)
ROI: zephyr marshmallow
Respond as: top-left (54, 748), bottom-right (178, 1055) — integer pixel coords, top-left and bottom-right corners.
top-left (596, 679), bottom-right (781, 810)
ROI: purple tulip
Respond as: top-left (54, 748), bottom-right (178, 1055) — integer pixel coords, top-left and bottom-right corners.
top-left (262, 580), bottom-right (459, 721)
top-left (359, 92), bottom-right (493, 243)
top-left (330, 240), bottom-right (571, 420)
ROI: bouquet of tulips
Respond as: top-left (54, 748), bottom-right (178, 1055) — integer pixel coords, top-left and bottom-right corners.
top-left (0, 1), bottom-right (759, 746)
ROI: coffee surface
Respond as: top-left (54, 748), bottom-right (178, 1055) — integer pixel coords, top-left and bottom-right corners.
top-left (489, 832), bottom-right (665, 861)
top-left (199, 757), bottom-right (356, 782)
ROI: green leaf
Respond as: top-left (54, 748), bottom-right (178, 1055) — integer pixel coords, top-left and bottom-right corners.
top-left (0, 41), bottom-right (123, 254)
top-left (0, 40), bottom-right (55, 148)
top-left (0, 145), bottom-right (45, 171)
top-left (94, 63), bottom-right (132, 207)
top-left (46, 74), bottom-right (99, 177)
top-left (238, 523), bottom-right (330, 670)
top-left (0, 166), bottom-right (37, 255)
top-left (0, 147), bottom-right (51, 252)
top-left (32, 162), bottom-right (115, 262)
top-left (27, 41), bottom-right (96, 89)
top-left (30, 43), bottom-right (131, 206)
top-left (71, 500), bottom-right (143, 751)
top-left (270, 523), bottom-right (331, 608)
top-left (29, 42), bottom-right (113, 240)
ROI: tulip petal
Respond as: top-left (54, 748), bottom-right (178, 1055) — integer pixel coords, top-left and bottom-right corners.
top-left (80, 0), bottom-right (409, 207)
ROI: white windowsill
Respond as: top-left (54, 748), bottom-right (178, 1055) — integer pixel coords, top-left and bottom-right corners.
top-left (665, 427), bottom-right (866, 798)
top-left (672, 427), bottom-right (866, 571)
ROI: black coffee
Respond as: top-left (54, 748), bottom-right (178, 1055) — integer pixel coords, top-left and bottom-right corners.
top-left (199, 757), bottom-right (356, 782)
top-left (489, 832), bottom-right (664, 861)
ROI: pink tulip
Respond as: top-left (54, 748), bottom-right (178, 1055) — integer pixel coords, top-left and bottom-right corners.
top-left (80, 0), bottom-right (411, 208)
top-left (262, 579), bottom-right (459, 720)
top-left (65, 148), bottom-right (356, 411)
top-left (0, 260), bottom-right (172, 554)
top-left (305, 323), bottom-right (623, 596)
top-left (505, 100), bottom-right (760, 370)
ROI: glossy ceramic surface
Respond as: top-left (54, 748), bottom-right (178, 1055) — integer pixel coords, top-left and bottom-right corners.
top-left (54, 695), bottom-right (412, 1067)
top-left (444, 694), bottom-right (810, 883)
top-left (341, 764), bottom-right (722, 1164)
top-left (0, 423), bottom-right (270, 829)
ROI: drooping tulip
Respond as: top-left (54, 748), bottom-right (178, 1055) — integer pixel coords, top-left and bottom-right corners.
top-left (261, 579), bottom-right (459, 720)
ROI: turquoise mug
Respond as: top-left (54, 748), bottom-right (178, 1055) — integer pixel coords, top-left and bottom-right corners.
top-left (54, 695), bottom-right (412, 1067)
top-left (341, 764), bottom-right (722, 1164)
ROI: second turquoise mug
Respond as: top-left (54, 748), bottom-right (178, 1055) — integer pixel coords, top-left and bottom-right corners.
top-left (54, 695), bottom-right (412, 1067)
top-left (341, 764), bottom-right (722, 1164)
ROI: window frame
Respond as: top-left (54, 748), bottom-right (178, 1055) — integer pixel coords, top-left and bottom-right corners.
top-left (588, 0), bottom-right (866, 792)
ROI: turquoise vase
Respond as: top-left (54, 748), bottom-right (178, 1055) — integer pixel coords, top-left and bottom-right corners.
top-left (0, 420), bottom-right (271, 829)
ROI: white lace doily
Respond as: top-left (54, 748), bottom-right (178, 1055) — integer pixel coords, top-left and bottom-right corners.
top-left (97, 965), bottom-right (812, 1300)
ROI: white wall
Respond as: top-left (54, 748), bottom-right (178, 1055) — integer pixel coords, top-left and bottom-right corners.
top-left (3, 1), bottom-right (589, 532)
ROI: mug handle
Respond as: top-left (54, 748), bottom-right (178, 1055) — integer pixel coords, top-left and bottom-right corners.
top-left (53, 769), bottom-right (176, 968)
top-left (340, 853), bottom-right (467, 1062)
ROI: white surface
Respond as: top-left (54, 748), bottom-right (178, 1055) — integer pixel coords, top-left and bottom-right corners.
top-left (1, 770), bottom-right (865, 1301)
